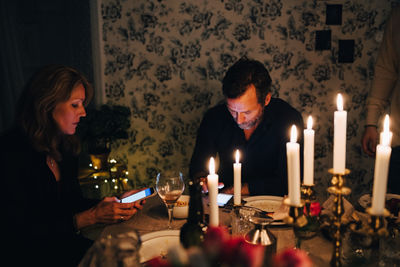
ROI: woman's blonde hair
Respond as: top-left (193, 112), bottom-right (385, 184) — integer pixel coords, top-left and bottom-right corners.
top-left (16, 65), bottom-right (93, 160)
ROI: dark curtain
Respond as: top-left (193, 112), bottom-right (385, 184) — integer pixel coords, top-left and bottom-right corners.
top-left (0, 1), bottom-right (24, 132)
top-left (0, 0), bottom-right (93, 133)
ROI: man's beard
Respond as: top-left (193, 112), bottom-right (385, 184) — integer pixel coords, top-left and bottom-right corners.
top-left (237, 109), bottom-right (264, 130)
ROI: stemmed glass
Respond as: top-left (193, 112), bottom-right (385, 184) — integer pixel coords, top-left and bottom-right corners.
top-left (155, 171), bottom-right (185, 229)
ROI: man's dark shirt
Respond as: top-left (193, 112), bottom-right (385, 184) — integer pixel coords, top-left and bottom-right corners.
top-left (189, 98), bottom-right (304, 196)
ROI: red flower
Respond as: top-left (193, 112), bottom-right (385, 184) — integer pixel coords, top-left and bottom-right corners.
top-left (203, 226), bottom-right (265, 267)
top-left (220, 236), bottom-right (265, 267)
top-left (273, 248), bottom-right (313, 267)
top-left (303, 202), bottom-right (321, 217)
top-left (145, 256), bottom-right (172, 267)
top-left (202, 226), bottom-right (230, 256)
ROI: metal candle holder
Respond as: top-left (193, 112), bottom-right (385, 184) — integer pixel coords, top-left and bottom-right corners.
top-left (283, 198), bottom-right (308, 248)
top-left (365, 207), bottom-right (390, 238)
top-left (301, 184), bottom-right (316, 215)
top-left (327, 168), bottom-right (351, 267)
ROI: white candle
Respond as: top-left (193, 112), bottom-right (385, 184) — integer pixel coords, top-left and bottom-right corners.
top-left (208, 157), bottom-right (219, 226)
top-left (286, 125), bottom-right (301, 206)
top-left (233, 149), bottom-right (242, 205)
top-left (304, 116), bottom-right (315, 186)
top-left (371, 115), bottom-right (392, 215)
top-left (333, 94), bottom-right (347, 174)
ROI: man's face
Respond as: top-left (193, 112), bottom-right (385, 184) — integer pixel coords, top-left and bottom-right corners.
top-left (226, 84), bottom-right (266, 130)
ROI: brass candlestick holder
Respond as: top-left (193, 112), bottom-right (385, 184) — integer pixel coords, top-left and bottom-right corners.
top-left (345, 207), bottom-right (390, 265)
top-left (365, 207), bottom-right (390, 237)
top-left (327, 168), bottom-right (351, 267)
top-left (283, 198), bottom-right (308, 248)
top-left (301, 184), bottom-right (316, 215)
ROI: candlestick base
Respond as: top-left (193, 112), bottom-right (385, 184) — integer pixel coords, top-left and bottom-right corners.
top-left (365, 208), bottom-right (390, 237)
top-left (300, 184), bottom-right (320, 239)
top-left (325, 169), bottom-right (351, 267)
top-left (283, 198), bottom-right (309, 248)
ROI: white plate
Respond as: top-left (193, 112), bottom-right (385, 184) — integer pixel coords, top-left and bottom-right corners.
top-left (358, 193), bottom-right (400, 209)
top-left (139, 230), bottom-right (184, 263)
top-left (243, 195), bottom-right (286, 225)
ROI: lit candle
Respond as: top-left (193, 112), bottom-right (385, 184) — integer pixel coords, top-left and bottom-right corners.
top-left (286, 125), bottom-right (301, 206)
top-left (380, 114), bottom-right (393, 147)
top-left (333, 94), bottom-right (347, 174)
top-left (208, 157), bottom-right (219, 226)
top-left (304, 116), bottom-right (315, 186)
top-left (233, 149), bottom-right (242, 205)
top-left (371, 115), bottom-right (392, 215)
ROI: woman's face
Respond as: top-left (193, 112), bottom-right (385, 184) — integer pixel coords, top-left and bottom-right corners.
top-left (52, 83), bottom-right (86, 135)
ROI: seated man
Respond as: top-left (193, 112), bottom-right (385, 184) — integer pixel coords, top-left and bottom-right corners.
top-left (189, 58), bottom-right (303, 196)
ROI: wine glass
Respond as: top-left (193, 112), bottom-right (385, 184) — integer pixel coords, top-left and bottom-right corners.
top-left (156, 171), bottom-right (185, 229)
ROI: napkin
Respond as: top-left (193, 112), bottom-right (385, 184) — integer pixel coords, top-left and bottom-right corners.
top-left (321, 195), bottom-right (355, 223)
top-left (272, 202), bottom-right (290, 221)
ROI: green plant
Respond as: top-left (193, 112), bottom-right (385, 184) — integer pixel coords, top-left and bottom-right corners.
top-left (77, 104), bottom-right (131, 154)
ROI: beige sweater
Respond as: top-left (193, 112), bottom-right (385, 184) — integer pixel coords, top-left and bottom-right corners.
top-left (366, 6), bottom-right (400, 146)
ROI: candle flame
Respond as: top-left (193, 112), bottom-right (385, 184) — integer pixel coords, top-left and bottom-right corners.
top-left (290, 125), bottom-right (297, 143)
top-left (307, 115), bottom-right (313, 130)
top-left (209, 157), bottom-right (215, 175)
top-left (235, 149), bottom-right (240, 163)
top-left (337, 94), bottom-right (343, 111)
top-left (384, 114), bottom-right (390, 133)
top-left (382, 114), bottom-right (391, 146)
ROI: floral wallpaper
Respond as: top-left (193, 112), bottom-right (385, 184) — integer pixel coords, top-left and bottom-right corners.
top-left (97, 0), bottom-right (399, 202)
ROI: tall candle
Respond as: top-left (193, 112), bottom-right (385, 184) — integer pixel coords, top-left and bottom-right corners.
top-left (208, 157), bottom-right (219, 226)
top-left (333, 94), bottom-right (347, 174)
top-left (304, 116), bottom-right (315, 185)
top-left (233, 149), bottom-right (242, 205)
top-left (371, 115), bottom-right (392, 215)
top-left (287, 125), bottom-right (301, 206)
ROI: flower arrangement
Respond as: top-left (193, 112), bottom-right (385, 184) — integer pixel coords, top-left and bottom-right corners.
top-left (145, 226), bottom-right (313, 267)
top-left (297, 201), bottom-right (321, 239)
top-left (77, 104), bottom-right (131, 155)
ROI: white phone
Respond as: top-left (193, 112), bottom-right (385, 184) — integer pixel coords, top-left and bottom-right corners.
top-left (217, 193), bottom-right (233, 207)
top-left (120, 188), bottom-right (156, 203)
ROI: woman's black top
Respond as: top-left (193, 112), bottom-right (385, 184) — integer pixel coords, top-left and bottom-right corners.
top-left (1, 127), bottom-right (98, 266)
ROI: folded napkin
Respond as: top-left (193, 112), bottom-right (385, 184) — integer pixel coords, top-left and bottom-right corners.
top-left (321, 195), bottom-right (355, 223)
top-left (272, 202), bottom-right (290, 221)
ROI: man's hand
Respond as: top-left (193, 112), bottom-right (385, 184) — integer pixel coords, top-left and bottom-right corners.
top-left (362, 126), bottom-right (378, 157)
top-left (199, 177), bottom-right (224, 193)
top-left (220, 183), bottom-right (249, 196)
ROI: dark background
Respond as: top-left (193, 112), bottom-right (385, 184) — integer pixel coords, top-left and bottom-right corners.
top-left (0, 0), bottom-right (93, 132)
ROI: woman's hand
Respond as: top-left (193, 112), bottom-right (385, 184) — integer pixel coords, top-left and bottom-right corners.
top-left (92, 196), bottom-right (144, 224)
top-left (75, 195), bottom-right (145, 229)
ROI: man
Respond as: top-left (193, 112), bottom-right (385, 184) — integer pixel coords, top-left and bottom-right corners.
top-left (362, 6), bottom-right (400, 194)
top-left (189, 58), bottom-right (303, 196)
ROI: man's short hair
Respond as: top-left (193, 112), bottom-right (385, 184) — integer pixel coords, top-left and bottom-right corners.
top-left (222, 57), bottom-right (272, 104)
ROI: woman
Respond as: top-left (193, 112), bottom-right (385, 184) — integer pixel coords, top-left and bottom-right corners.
top-left (2, 65), bottom-right (143, 266)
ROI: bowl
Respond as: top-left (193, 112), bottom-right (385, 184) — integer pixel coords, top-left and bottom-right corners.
top-left (173, 195), bottom-right (189, 219)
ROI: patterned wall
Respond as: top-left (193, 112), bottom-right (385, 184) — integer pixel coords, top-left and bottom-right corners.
top-left (98, 0), bottom-right (399, 202)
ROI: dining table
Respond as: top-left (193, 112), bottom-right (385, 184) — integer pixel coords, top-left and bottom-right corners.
top-left (79, 193), bottom-right (337, 266)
